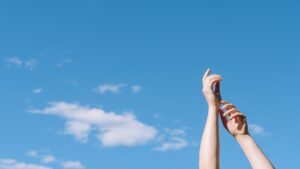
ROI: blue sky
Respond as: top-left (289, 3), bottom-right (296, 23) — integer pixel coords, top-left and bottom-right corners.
top-left (0, 0), bottom-right (300, 169)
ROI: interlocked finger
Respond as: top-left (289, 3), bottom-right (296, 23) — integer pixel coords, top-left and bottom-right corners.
top-left (223, 108), bottom-right (239, 117)
top-left (221, 103), bottom-right (235, 110)
top-left (228, 112), bottom-right (245, 120)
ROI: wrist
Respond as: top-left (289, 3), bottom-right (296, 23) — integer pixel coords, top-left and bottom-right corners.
top-left (208, 105), bottom-right (219, 112)
top-left (235, 134), bottom-right (251, 143)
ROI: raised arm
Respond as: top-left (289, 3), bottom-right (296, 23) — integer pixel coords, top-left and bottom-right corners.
top-left (220, 100), bottom-right (275, 169)
top-left (199, 69), bottom-right (222, 169)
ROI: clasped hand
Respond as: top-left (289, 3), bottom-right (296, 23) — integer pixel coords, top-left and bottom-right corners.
top-left (202, 68), bottom-right (249, 137)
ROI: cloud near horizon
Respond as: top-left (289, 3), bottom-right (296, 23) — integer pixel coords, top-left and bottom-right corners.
top-left (26, 150), bottom-right (85, 169)
top-left (41, 155), bottom-right (56, 164)
top-left (61, 161), bottom-right (85, 169)
top-left (0, 159), bottom-right (51, 169)
top-left (29, 102), bottom-right (158, 147)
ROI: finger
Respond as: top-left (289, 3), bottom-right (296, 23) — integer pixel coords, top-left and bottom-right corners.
top-left (220, 100), bottom-right (229, 105)
top-left (228, 112), bottom-right (244, 120)
top-left (202, 68), bottom-right (210, 81)
top-left (206, 74), bottom-right (222, 83)
top-left (223, 108), bottom-right (238, 117)
top-left (203, 76), bottom-right (222, 90)
top-left (207, 76), bottom-right (222, 87)
top-left (221, 103), bottom-right (235, 110)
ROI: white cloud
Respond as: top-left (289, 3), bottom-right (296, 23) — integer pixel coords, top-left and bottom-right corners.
top-left (249, 124), bottom-right (266, 135)
top-left (131, 85), bottom-right (142, 94)
top-left (61, 161), bottom-right (85, 169)
top-left (0, 159), bottom-right (52, 169)
top-left (6, 57), bottom-right (38, 70)
top-left (155, 128), bottom-right (188, 152)
top-left (41, 155), bottom-right (56, 164)
top-left (33, 88), bottom-right (44, 94)
top-left (30, 102), bottom-right (157, 147)
top-left (64, 121), bottom-right (91, 143)
top-left (96, 84), bottom-right (125, 94)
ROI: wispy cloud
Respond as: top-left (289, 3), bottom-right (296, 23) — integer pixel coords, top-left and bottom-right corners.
top-left (41, 155), bottom-right (56, 164)
top-left (6, 57), bottom-right (38, 70)
top-left (6, 57), bottom-right (22, 66)
top-left (95, 84), bottom-right (142, 94)
top-left (153, 113), bottom-right (161, 120)
top-left (26, 150), bottom-right (85, 169)
top-left (33, 88), bottom-right (44, 94)
top-left (155, 128), bottom-right (188, 152)
top-left (249, 124), bottom-right (267, 135)
top-left (155, 137), bottom-right (188, 152)
top-left (61, 161), bottom-right (85, 169)
top-left (131, 85), bottom-right (142, 94)
top-left (55, 58), bottom-right (73, 67)
top-left (24, 59), bottom-right (38, 70)
top-left (0, 159), bottom-right (52, 169)
top-left (95, 84), bottom-right (126, 94)
top-left (66, 80), bottom-right (84, 87)
top-left (30, 102), bottom-right (158, 147)
top-left (27, 150), bottom-right (38, 157)
top-left (27, 150), bottom-right (56, 164)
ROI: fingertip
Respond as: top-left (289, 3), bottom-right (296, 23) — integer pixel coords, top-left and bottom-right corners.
top-left (202, 68), bottom-right (211, 80)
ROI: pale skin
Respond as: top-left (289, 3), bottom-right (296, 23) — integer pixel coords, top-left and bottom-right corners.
top-left (199, 68), bottom-right (274, 169)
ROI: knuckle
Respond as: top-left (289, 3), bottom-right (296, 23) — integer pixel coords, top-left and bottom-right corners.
top-left (229, 108), bottom-right (236, 111)
top-left (224, 104), bottom-right (233, 109)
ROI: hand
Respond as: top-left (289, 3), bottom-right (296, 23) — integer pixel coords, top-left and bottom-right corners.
top-left (202, 68), bottom-right (223, 108)
top-left (219, 100), bottom-right (249, 137)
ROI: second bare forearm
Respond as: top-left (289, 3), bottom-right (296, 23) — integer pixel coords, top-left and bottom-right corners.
top-left (199, 107), bottom-right (220, 169)
top-left (236, 135), bottom-right (274, 169)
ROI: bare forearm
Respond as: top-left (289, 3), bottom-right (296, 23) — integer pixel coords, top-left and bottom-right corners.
top-left (236, 135), bottom-right (274, 169)
top-left (199, 107), bottom-right (220, 169)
